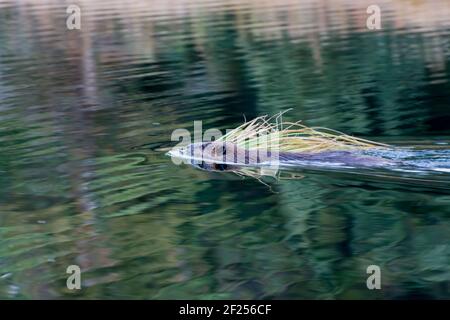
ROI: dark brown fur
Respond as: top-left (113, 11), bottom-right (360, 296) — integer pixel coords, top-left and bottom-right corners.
top-left (187, 141), bottom-right (393, 170)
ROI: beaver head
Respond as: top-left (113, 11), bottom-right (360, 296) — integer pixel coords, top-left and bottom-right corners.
top-left (186, 141), bottom-right (264, 170)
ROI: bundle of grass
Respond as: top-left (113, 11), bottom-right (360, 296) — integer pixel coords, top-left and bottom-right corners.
top-left (217, 111), bottom-right (389, 154)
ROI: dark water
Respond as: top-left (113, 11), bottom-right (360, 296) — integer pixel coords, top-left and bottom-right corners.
top-left (1, 0), bottom-right (450, 299)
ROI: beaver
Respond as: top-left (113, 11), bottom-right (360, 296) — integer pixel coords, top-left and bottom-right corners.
top-left (179, 141), bottom-right (395, 171)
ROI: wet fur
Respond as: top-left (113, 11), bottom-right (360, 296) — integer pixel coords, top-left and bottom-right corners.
top-left (188, 141), bottom-right (393, 170)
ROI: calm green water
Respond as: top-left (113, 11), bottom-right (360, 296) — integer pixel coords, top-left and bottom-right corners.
top-left (1, 0), bottom-right (450, 299)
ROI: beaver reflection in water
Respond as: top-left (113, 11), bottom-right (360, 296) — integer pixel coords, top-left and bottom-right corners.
top-left (183, 141), bottom-right (394, 171)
